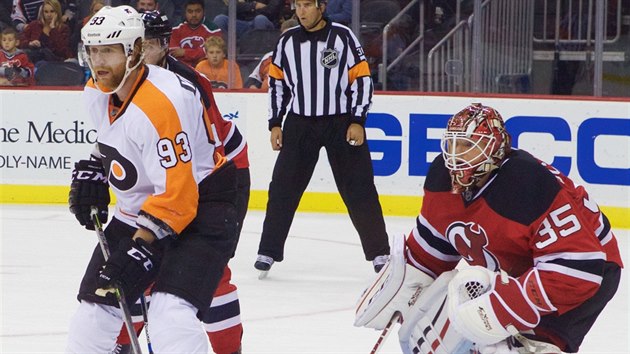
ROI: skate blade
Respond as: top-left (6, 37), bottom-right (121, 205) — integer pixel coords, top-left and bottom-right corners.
top-left (258, 270), bottom-right (269, 280)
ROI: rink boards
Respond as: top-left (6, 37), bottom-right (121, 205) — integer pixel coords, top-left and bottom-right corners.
top-left (0, 89), bottom-right (628, 228)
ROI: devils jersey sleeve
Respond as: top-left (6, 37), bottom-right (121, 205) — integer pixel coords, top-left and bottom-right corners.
top-left (165, 56), bottom-right (249, 169)
top-left (83, 65), bottom-right (218, 238)
top-left (407, 149), bottom-right (623, 315)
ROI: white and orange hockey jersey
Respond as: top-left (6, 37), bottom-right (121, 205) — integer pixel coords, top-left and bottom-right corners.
top-left (83, 64), bottom-right (220, 238)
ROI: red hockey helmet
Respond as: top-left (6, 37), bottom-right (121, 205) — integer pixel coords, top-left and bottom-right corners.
top-left (441, 103), bottom-right (511, 193)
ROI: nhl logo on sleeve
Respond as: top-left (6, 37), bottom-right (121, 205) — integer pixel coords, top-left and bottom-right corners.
top-left (320, 48), bottom-right (339, 69)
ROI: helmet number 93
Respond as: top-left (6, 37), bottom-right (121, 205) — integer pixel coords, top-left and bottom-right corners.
top-left (89, 16), bottom-right (105, 25)
top-left (157, 132), bottom-right (192, 169)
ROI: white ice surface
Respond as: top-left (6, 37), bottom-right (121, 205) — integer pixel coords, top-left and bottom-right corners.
top-left (1, 205), bottom-right (628, 353)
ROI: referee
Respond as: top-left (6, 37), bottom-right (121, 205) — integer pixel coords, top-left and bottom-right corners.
top-left (255, 0), bottom-right (390, 274)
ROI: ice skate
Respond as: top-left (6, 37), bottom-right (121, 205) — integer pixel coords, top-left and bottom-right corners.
top-left (254, 255), bottom-right (274, 279)
top-left (372, 255), bottom-right (389, 273)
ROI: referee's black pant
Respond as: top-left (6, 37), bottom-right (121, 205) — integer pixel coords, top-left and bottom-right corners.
top-left (258, 113), bottom-right (391, 262)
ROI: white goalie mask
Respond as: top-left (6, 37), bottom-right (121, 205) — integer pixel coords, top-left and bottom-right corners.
top-left (81, 6), bottom-right (145, 94)
top-left (441, 103), bottom-right (511, 194)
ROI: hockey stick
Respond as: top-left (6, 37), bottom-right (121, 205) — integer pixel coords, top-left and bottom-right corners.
top-left (370, 312), bottom-right (400, 354)
top-left (139, 295), bottom-right (154, 354)
top-left (90, 207), bottom-right (144, 354)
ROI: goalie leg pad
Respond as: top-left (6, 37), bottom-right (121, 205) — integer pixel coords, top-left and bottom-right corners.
top-left (355, 233), bottom-right (434, 329)
top-left (398, 270), bottom-right (473, 354)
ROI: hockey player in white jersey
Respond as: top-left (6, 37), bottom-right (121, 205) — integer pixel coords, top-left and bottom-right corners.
top-left (66, 6), bottom-right (238, 353)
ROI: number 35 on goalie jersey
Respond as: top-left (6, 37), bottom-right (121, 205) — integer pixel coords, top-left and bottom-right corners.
top-left (83, 65), bottom-right (220, 236)
top-left (407, 149), bottom-right (623, 315)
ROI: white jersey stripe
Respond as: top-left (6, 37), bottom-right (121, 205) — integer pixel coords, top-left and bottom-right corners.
top-left (210, 290), bottom-right (239, 307)
top-left (536, 263), bottom-right (603, 284)
top-left (203, 315), bottom-right (242, 332)
top-left (533, 251), bottom-right (606, 264)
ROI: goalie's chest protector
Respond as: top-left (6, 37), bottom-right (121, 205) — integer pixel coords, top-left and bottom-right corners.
top-left (82, 65), bottom-right (216, 230)
top-left (420, 150), bottom-right (608, 277)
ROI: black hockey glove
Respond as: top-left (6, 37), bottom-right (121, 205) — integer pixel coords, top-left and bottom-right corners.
top-left (69, 159), bottom-right (110, 230)
top-left (5, 66), bottom-right (24, 81)
top-left (96, 237), bottom-right (161, 303)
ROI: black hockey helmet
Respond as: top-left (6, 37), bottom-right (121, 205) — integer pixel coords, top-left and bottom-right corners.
top-left (291, 0), bottom-right (327, 9)
top-left (141, 10), bottom-right (172, 43)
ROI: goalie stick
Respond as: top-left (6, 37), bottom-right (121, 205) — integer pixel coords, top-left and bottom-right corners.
top-left (370, 312), bottom-right (400, 354)
top-left (90, 207), bottom-right (144, 354)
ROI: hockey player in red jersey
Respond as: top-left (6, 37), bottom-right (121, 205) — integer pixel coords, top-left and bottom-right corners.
top-left (355, 103), bottom-right (623, 353)
top-left (66, 6), bottom-right (238, 353)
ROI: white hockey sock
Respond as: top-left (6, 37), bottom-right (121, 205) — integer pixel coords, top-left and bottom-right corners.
top-left (148, 292), bottom-right (209, 353)
top-left (66, 301), bottom-right (122, 353)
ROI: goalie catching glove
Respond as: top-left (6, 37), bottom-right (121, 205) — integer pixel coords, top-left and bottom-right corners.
top-left (69, 159), bottom-right (110, 230)
top-left (447, 266), bottom-right (544, 346)
top-left (96, 237), bottom-right (161, 304)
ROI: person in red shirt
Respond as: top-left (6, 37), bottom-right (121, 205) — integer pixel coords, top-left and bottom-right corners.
top-left (355, 103), bottom-right (623, 354)
top-left (169, 0), bottom-right (221, 67)
top-left (0, 26), bottom-right (34, 85)
top-left (20, 0), bottom-right (73, 62)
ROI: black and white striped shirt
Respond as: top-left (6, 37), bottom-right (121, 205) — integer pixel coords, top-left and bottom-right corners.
top-left (267, 21), bottom-right (373, 129)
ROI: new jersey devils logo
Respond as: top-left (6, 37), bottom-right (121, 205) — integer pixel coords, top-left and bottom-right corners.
top-left (446, 221), bottom-right (500, 271)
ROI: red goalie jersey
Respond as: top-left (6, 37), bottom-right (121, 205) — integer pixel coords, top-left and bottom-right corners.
top-left (407, 149), bottom-right (622, 324)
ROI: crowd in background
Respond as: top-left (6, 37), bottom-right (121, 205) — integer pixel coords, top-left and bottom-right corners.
top-left (0, 0), bottom-right (440, 88)
top-left (1, 0), bottom-right (629, 96)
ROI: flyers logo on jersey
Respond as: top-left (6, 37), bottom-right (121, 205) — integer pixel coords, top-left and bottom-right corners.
top-left (99, 142), bottom-right (138, 191)
top-left (446, 221), bottom-right (500, 271)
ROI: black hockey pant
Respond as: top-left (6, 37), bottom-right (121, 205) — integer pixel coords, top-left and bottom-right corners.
top-left (258, 114), bottom-right (390, 262)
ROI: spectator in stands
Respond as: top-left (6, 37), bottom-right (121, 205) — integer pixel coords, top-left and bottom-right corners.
top-left (170, 0), bottom-right (221, 67)
top-left (136, 0), bottom-right (157, 12)
top-left (246, 17), bottom-right (296, 90)
top-left (0, 26), bottom-right (34, 85)
top-left (81, 0), bottom-right (104, 25)
top-left (11, 0), bottom-right (43, 31)
top-left (213, 0), bottom-right (283, 38)
top-left (0, 1), bottom-right (10, 31)
top-left (325, 0), bottom-right (350, 25)
top-left (59, 0), bottom-right (78, 56)
top-left (195, 35), bottom-right (242, 89)
top-left (20, 0), bottom-right (73, 63)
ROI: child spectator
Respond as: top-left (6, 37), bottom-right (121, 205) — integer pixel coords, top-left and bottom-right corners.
top-left (195, 35), bottom-right (242, 89)
top-left (0, 26), bottom-right (34, 85)
top-left (245, 17), bottom-right (296, 90)
top-left (20, 0), bottom-right (73, 63)
top-left (170, 0), bottom-right (222, 67)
